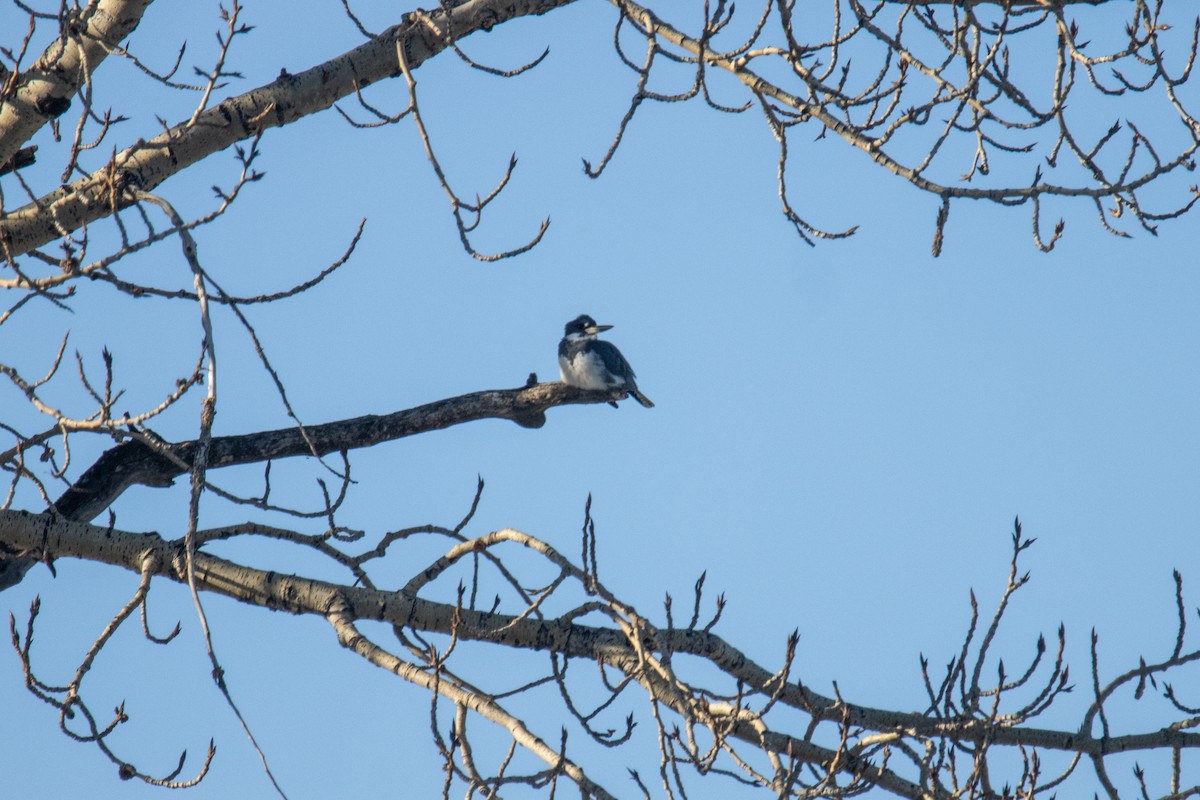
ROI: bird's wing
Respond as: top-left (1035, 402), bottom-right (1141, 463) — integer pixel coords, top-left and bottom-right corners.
top-left (592, 341), bottom-right (636, 382)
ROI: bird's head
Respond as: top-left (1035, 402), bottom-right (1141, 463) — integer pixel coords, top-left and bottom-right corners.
top-left (563, 314), bottom-right (613, 340)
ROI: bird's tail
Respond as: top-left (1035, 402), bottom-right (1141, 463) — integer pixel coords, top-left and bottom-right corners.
top-left (631, 389), bottom-right (655, 408)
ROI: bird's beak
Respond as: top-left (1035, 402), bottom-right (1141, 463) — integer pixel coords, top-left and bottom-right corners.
top-left (587, 324), bottom-right (614, 334)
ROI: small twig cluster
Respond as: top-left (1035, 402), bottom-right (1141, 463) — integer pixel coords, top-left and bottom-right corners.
top-left (589, 0), bottom-right (1200, 252)
top-left (9, 553), bottom-right (213, 788)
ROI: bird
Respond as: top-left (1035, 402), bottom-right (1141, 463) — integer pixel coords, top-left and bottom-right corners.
top-left (558, 314), bottom-right (654, 408)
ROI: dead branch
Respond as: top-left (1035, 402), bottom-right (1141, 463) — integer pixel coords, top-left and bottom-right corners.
top-left (50, 380), bottom-right (635, 524)
top-left (3, 510), bottom-right (1197, 798)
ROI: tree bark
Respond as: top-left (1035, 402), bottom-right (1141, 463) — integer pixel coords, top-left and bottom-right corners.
top-left (0, 380), bottom-right (622, 591)
top-left (0, 0), bottom-right (155, 166)
top-left (2, 508), bottom-right (1194, 771)
top-left (0, 0), bottom-right (578, 260)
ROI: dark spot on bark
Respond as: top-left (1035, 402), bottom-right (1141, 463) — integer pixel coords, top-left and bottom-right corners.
top-left (0, 145), bottom-right (37, 176)
top-left (34, 94), bottom-right (71, 118)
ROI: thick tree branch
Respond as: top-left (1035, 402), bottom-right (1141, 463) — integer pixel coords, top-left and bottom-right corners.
top-left (2, 508), bottom-right (1197, 795)
top-left (0, 381), bottom-right (623, 592)
top-left (0, 0), bottom-right (154, 167)
top-left (53, 380), bottom-right (624, 523)
top-left (0, 0), bottom-right (577, 259)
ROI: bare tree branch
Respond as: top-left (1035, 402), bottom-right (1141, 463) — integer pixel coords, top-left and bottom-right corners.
top-left (3, 511), bottom-right (1198, 798)
top-left (0, 380), bottom-right (629, 591)
top-left (0, 0), bottom-right (577, 259)
top-left (0, 0), bottom-right (154, 167)
top-left (4, 2), bottom-right (1200, 796)
top-left (51, 380), bottom-right (625, 524)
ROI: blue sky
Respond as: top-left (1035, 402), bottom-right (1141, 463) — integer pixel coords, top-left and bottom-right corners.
top-left (2, 0), bottom-right (1198, 797)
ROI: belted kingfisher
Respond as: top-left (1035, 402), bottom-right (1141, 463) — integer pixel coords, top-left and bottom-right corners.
top-left (559, 314), bottom-right (654, 408)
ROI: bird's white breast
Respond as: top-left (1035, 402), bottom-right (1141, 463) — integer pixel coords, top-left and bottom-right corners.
top-left (560, 350), bottom-right (624, 390)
